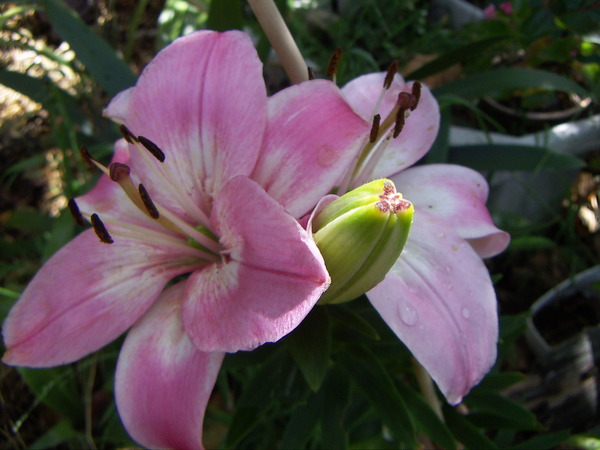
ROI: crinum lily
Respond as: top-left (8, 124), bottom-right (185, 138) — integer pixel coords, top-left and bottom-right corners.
top-left (335, 71), bottom-right (510, 404)
top-left (2, 30), bottom-right (369, 449)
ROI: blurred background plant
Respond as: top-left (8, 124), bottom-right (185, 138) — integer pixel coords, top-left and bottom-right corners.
top-left (1, 0), bottom-right (599, 448)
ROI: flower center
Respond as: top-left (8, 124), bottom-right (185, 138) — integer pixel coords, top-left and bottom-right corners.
top-left (338, 62), bottom-right (422, 194)
top-left (71, 127), bottom-right (221, 264)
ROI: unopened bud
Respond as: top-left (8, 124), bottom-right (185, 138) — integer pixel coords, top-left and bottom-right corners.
top-left (312, 179), bottom-right (413, 304)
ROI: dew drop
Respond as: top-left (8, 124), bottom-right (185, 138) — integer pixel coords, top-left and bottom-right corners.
top-left (461, 307), bottom-right (470, 319)
top-left (398, 301), bottom-right (419, 326)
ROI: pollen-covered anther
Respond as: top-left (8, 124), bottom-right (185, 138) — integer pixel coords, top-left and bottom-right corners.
top-left (109, 162), bottom-right (131, 182)
top-left (138, 183), bottom-right (160, 219)
top-left (67, 199), bottom-right (86, 226)
top-left (369, 114), bottom-right (381, 143)
top-left (383, 60), bottom-right (398, 89)
top-left (119, 124), bottom-right (139, 144)
top-left (91, 213), bottom-right (114, 244)
top-left (326, 46), bottom-right (342, 79)
top-left (80, 146), bottom-right (99, 170)
top-left (138, 136), bottom-right (166, 163)
top-left (397, 92), bottom-right (416, 111)
top-left (411, 81), bottom-right (422, 111)
top-left (393, 109), bottom-right (406, 138)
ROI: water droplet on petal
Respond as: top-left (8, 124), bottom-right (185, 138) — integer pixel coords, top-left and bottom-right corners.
top-left (398, 301), bottom-right (418, 326)
top-left (461, 307), bottom-right (470, 319)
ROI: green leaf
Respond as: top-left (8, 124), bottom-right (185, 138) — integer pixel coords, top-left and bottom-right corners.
top-left (466, 390), bottom-right (539, 431)
top-left (433, 68), bottom-right (592, 100)
top-left (207, 0), bottom-right (243, 31)
top-left (509, 236), bottom-right (557, 252)
top-left (395, 383), bottom-right (456, 449)
top-left (330, 302), bottom-right (380, 340)
top-left (5, 209), bottom-right (55, 234)
top-left (444, 405), bottom-right (499, 449)
top-left (338, 345), bottom-right (417, 448)
top-left (509, 430), bottom-right (571, 449)
top-left (318, 369), bottom-right (350, 449)
top-left (285, 306), bottom-right (331, 391)
top-left (29, 419), bottom-right (83, 449)
top-left (476, 372), bottom-right (526, 391)
top-left (406, 36), bottom-right (510, 80)
top-left (448, 144), bottom-right (585, 171)
top-left (40, 0), bottom-right (136, 96)
top-left (281, 397), bottom-right (321, 449)
top-left (18, 366), bottom-right (84, 428)
top-left (225, 407), bottom-right (261, 449)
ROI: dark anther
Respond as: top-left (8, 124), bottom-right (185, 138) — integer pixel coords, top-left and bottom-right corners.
top-left (369, 114), bottom-right (381, 143)
top-left (307, 66), bottom-right (315, 80)
top-left (410, 81), bottom-right (421, 111)
top-left (138, 136), bottom-right (166, 162)
top-left (67, 199), bottom-right (87, 226)
top-left (383, 61), bottom-right (398, 89)
top-left (138, 184), bottom-right (160, 219)
top-left (397, 92), bottom-right (415, 111)
top-left (119, 124), bottom-right (139, 144)
top-left (393, 110), bottom-right (406, 138)
top-left (91, 214), bottom-right (114, 244)
top-left (326, 46), bottom-right (343, 79)
top-left (109, 162), bottom-right (131, 182)
top-left (80, 146), bottom-right (97, 169)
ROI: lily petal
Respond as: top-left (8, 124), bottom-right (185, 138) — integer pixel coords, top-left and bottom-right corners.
top-left (392, 164), bottom-right (510, 258)
top-left (116, 282), bottom-right (224, 450)
top-left (367, 211), bottom-right (498, 404)
top-left (105, 30), bottom-right (267, 222)
top-left (342, 73), bottom-right (440, 177)
top-left (252, 80), bottom-right (370, 218)
top-left (2, 230), bottom-right (192, 367)
top-left (183, 176), bottom-right (330, 352)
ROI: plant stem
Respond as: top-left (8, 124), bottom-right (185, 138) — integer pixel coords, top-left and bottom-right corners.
top-left (247, 0), bottom-right (308, 84)
top-left (412, 357), bottom-right (444, 420)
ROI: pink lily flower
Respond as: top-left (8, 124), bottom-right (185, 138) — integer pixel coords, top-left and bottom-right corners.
top-left (2, 30), bottom-right (369, 449)
top-left (340, 72), bottom-right (510, 404)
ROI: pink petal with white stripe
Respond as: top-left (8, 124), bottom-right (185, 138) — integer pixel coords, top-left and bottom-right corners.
top-left (183, 176), bottom-right (330, 352)
top-left (368, 211), bottom-right (498, 404)
top-left (105, 30), bottom-right (267, 222)
top-left (252, 80), bottom-right (370, 218)
top-left (342, 72), bottom-right (440, 178)
top-left (2, 231), bottom-right (193, 367)
top-left (116, 282), bottom-right (224, 450)
top-left (392, 164), bottom-right (510, 258)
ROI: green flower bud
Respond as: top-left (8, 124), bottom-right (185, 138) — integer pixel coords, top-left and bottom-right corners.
top-left (312, 179), bottom-right (414, 304)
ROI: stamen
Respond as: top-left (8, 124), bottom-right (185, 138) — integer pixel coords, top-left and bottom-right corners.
top-left (67, 199), bottom-right (86, 226)
top-left (119, 124), bottom-right (139, 144)
top-left (80, 146), bottom-right (97, 169)
top-left (383, 61), bottom-right (398, 89)
top-left (411, 81), bottom-right (421, 111)
top-left (138, 136), bottom-right (166, 163)
top-left (393, 109), bottom-right (406, 138)
top-left (109, 162), bottom-right (131, 181)
top-left (307, 66), bottom-right (315, 80)
top-left (138, 183), bottom-right (160, 219)
top-left (91, 214), bottom-right (114, 244)
top-left (397, 92), bottom-right (415, 110)
top-left (369, 114), bottom-right (381, 143)
top-left (326, 46), bottom-right (342, 80)
top-left (80, 146), bottom-right (109, 176)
